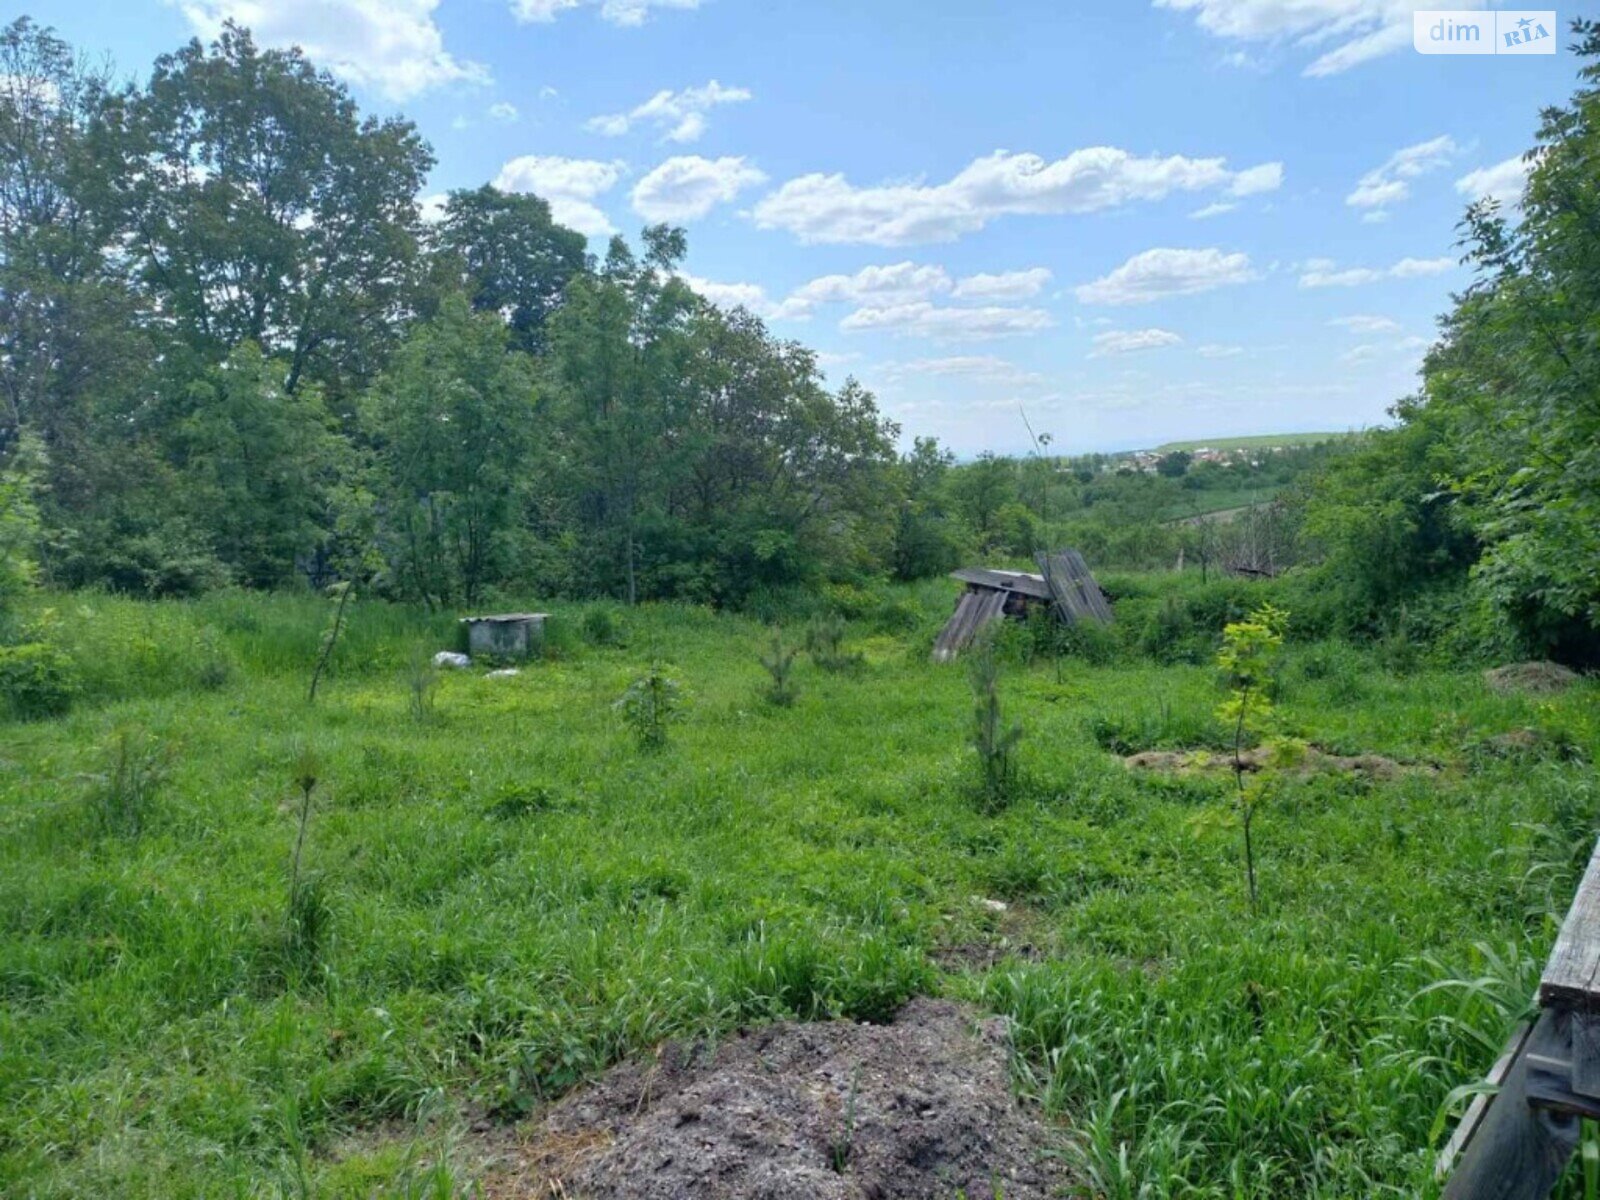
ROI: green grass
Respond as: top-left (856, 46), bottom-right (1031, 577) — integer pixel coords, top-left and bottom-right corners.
top-left (1153, 431), bottom-right (1364, 453)
top-left (1, 583), bottom-right (1596, 1197)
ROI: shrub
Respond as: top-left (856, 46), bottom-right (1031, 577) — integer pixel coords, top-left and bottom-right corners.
top-left (0, 642), bottom-right (80, 719)
top-left (581, 606), bottom-right (624, 647)
top-left (806, 613), bottom-right (864, 673)
top-left (616, 667), bottom-right (684, 751)
top-left (760, 630), bottom-right (800, 708)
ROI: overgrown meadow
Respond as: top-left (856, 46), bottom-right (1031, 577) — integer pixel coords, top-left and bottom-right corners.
top-left (2, 578), bottom-right (1596, 1198)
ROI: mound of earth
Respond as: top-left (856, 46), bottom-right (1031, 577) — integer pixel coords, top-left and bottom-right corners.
top-left (1485, 661), bottom-right (1580, 695)
top-left (1123, 745), bottom-right (1416, 780)
top-left (486, 998), bottom-right (1068, 1199)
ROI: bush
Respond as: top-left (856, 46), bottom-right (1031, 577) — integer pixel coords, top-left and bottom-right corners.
top-left (581, 605), bottom-right (625, 647)
top-left (0, 642), bottom-right (80, 719)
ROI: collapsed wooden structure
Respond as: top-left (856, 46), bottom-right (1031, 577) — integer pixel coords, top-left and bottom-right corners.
top-left (1439, 837), bottom-right (1600, 1198)
top-left (932, 549), bottom-right (1112, 662)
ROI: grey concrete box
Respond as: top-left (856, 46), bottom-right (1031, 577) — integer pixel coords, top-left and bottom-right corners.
top-left (460, 613), bottom-right (548, 661)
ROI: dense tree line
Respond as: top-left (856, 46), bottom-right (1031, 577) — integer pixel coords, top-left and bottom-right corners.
top-left (1303, 20), bottom-right (1600, 665)
top-left (0, 18), bottom-right (902, 610)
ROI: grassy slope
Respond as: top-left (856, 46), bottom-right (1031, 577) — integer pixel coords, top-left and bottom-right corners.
top-left (1, 586), bottom-right (1595, 1198)
top-left (1154, 431), bottom-right (1362, 453)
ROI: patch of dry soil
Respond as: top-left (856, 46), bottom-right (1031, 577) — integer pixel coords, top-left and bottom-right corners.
top-left (484, 999), bottom-right (1070, 1200)
top-left (1123, 745), bottom-right (1419, 780)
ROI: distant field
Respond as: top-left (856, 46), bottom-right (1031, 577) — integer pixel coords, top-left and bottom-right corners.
top-left (1153, 431), bottom-right (1363, 453)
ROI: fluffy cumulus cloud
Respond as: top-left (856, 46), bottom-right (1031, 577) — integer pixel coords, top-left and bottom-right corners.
top-left (1299, 255), bottom-right (1454, 288)
top-left (1346, 136), bottom-right (1458, 220)
top-left (493, 155), bottom-right (626, 237)
top-left (631, 155), bottom-right (767, 222)
top-left (1456, 154), bottom-right (1534, 209)
top-left (1075, 247), bottom-right (1257, 306)
top-left (1090, 328), bottom-right (1184, 357)
top-left (1154, 0), bottom-right (1489, 76)
top-left (512, 0), bottom-right (705, 27)
top-left (588, 81), bottom-right (751, 143)
top-left (751, 147), bottom-right (1282, 245)
top-left (951, 268), bottom-right (1053, 301)
top-left (177, 0), bottom-right (489, 100)
top-left (678, 274), bottom-right (811, 321)
top-left (792, 262), bottom-right (953, 307)
top-left (840, 303), bottom-right (1055, 340)
top-left (488, 101), bottom-right (519, 122)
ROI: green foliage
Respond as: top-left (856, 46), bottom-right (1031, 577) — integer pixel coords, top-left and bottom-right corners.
top-left (968, 633), bottom-right (1023, 813)
top-left (759, 630), bottom-right (800, 707)
top-left (805, 613), bottom-right (863, 673)
top-left (615, 666), bottom-right (683, 751)
top-left (0, 640), bottom-right (79, 718)
top-left (406, 648), bottom-right (439, 724)
top-left (85, 727), bottom-right (172, 838)
top-left (580, 605), bottom-right (625, 647)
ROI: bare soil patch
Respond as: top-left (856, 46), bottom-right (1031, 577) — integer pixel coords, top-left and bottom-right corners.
top-left (482, 998), bottom-right (1070, 1200)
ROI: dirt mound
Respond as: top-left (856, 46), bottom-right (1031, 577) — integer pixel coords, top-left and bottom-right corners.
top-left (1124, 746), bottom-right (1415, 780)
top-left (487, 999), bottom-right (1068, 1200)
top-left (1485, 661), bottom-right (1580, 695)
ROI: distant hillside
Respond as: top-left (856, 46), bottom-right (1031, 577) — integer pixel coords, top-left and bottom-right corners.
top-left (1153, 431), bottom-right (1362, 454)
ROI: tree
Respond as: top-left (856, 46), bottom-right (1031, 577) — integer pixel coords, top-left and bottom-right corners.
top-left (432, 186), bottom-right (589, 354)
top-left (1156, 450), bottom-right (1192, 478)
top-left (366, 296), bottom-right (536, 605)
top-left (129, 23), bottom-right (433, 395)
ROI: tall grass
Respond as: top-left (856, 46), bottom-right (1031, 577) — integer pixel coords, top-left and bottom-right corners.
top-left (0, 582), bottom-right (1595, 1197)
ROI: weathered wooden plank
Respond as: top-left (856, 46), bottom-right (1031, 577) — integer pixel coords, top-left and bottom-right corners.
top-left (1035, 549), bottom-right (1113, 624)
top-left (931, 589), bottom-right (1007, 663)
top-left (1540, 838), bottom-right (1600, 1008)
top-left (1437, 1021), bottom-right (1533, 1180)
top-left (948, 568), bottom-right (1053, 600)
top-left (1571, 1012), bottom-right (1600, 1100)
top-left (1441, 1007), bottom-right (1583, 1200)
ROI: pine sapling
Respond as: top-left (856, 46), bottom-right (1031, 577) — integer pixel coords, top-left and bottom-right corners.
top-left (759, 630), bottom-right (799, 707)
top-left (969, 632), bottom-right (1023, 813)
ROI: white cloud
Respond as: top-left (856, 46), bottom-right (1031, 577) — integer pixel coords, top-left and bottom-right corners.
top-left (1346, 135), bottom-right (1458, 215)
top-left (1154, 0), bottom-right (1489, 77)
top-left (1329, 314), bottom-right (1400, 333)
top-left (889, 355), bottom-right (1047, 386)
top-left (631, 155), bottom-right (767, 222)
top-left (951, 268), bottom-right (1053, 301)
top-left (488, 101), bottom-right (519, 122)
top-left (678, 273), bottom-right (810, 321)
top-left (1299, 254), bottom-right (1454, 287)
top-left (840, 303), bottom-right (1055, 340)
top-left (513, 0), bottom-right (705, 26)
top-left (1091, 328), bottom-right (1184, 357)
top-left (1342, 334), bottom-right (1432, 365)
top-left (493, 155), bottom-right (625, 237)
top-left (751, 147), bottom-right (1282, 245)
top-left (1197, 343), bottom-right (1245, 358)
top-left (419, 193), bottom-right (449, 224)
top-left (792, 262), bottom-right (952, 307)
top-left (1456, 154), bottom-right (1533, 209)
top-left (1190, 201), bottom-right (1238, 219)
top-left (587, 80), bottom-right (751, 143)
top-left (1075, 247), bottom-right (1257, 306)
top-left (177, 0), bottom-right (489, 101)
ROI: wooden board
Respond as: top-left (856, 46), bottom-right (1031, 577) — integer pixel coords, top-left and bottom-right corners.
top-left (1540, 838), bottom-right (1600, 1008)
top-left (1441, 1007), bottom-right (1583, 1199)
top-left (931, 589), bottom-right (1007, 663)
top-left (1035, 549), bottom-right (1114, 624)
top-left (948, 568), bottom-right (1053, 601)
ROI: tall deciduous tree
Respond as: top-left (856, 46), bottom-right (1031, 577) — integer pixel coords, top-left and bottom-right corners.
top-left (129, 22), bottom-right (432, 396)
top-left (366, 295), bottom-right (536, 605)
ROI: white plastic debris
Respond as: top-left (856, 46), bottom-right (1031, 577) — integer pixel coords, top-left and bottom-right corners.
top-left (486, 668), bottom-right (522, 679)
top-left (433, 651), bottom-right (472, 669)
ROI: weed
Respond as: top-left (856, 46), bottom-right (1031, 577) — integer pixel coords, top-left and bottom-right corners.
top-left (806, 613), bottom-right (864, 673)
top-left (0, 641), bottom-right (79, 718)
top-left (969, 633), bottom-right (1023, 814)
top-left (407, 647), bottom-right (440, 724)
top-left (307, 580), bottom-right (355, 703)
top-left (759, 630), bottom-right (799, 707)
top-left (86, 726), bottom-right (173, 837)
top-left (616, 666), bottom-right (683, 751)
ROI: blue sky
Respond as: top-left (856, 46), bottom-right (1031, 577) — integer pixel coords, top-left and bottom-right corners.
top-left (40, 1), bottom-right (1579, 454)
